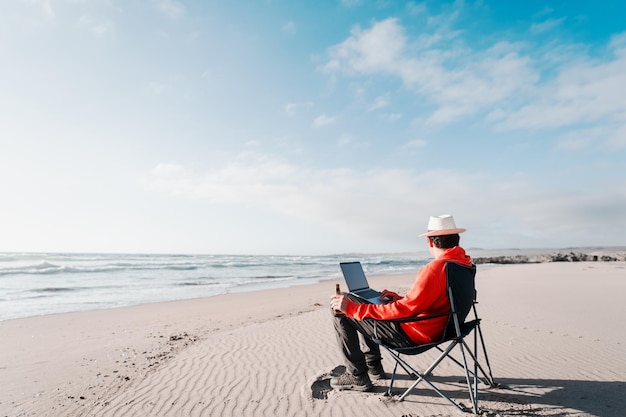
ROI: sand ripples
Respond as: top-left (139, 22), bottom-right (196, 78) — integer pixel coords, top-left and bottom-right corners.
top-left (89, 310), bottom-right (334, 417)
top-left (73, 306), bottom-right (626, 417)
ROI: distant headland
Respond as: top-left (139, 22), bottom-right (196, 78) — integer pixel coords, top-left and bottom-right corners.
top-left (472, 247), bottom-right (626, 264)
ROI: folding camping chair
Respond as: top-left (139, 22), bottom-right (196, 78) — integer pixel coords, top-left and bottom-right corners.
top-left (367, 262), bottom-right (496, 414)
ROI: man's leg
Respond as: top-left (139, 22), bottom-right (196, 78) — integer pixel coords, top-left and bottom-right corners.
top-left (332, 293), bottom-right (385, 374)
top-left (352, 319), bottom-right (388, 380)
top-left (332, 314), bottom-right (372, 375)
top-left (331, 313), bottom-right (374, 391)
top-left (332, 310), bottom-right (415, 388)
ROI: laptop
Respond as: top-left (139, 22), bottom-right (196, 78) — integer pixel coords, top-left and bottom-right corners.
top-left (340, 261), bottom-right (386, 304)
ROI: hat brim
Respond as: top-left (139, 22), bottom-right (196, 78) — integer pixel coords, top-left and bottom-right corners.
top-left (419, 228), bottom-right (466, 237)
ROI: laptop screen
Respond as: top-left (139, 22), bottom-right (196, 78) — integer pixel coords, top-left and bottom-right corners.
top-left (340, 262), bottom-right (369, 292)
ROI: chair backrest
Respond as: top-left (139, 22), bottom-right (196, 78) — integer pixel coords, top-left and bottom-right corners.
top-left (444, 262), bottom-right (477, 337)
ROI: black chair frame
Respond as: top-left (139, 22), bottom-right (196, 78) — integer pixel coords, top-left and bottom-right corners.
top-left (368, 262), bottom-right (496, 414)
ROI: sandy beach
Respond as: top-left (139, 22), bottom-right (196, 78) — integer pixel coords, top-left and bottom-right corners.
top-left (1, 261), bottom-right (625, 417)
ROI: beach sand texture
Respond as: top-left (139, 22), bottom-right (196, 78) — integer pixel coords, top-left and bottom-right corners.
top-left (1, 262), bottom-right (625, 416)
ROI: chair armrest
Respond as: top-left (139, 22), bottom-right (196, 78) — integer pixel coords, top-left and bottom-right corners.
top-left (364, 312), bottom-right (450, 324)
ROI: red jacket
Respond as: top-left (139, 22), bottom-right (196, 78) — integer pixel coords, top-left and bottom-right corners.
top-left (345, 246), bottom-right (472, 344)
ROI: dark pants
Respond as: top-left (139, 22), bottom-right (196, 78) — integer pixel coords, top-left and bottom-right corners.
top-left (333, 296), bottom-right (414, 375)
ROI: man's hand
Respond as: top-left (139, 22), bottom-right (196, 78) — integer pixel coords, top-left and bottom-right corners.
top-left (330, 294), bottom-right (349, 313)
top-left (380, 289), bottom-right (402, 302)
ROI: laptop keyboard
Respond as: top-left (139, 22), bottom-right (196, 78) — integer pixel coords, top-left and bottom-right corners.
top-left (357, 288), bottom-right (381, 299)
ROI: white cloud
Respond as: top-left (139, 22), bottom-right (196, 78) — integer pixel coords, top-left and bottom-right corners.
top-left (533, 7), bottom-right (554, 19)
top-left (152, 163), bottom-right (186, 176)
top-left (337, 134), bottom-right (354, 146)
top-left (607, 124), bottom-right (626, 149)
top-left (145, 152), bottom-right (626, 248)
top-left (609, 32), bottom-right (626, 51)
top-left (556, 133), bottom-right (595, 150)
top-left (324, 19), bottom-right (538, 125)
top-left (530, 17), bottom-right (566, 35)
top-left (382, 113), bottom-right (402, 122)
top-left (282, 21), bottom-right (296, 34)
top-left (556, 124), bottom-right (626, 150)
top-left (146, 153), bottom-right (474, 241)
top-left (78, 14), bottom-right (115, 37)
top-left (407, 2), bottom-right (427, 16)
top-left (21, 0), bottom-right (55, 20)
top-left (147, 82), bottom-right (168, 95)
top-left (323, 18), bottom-right (626, 147)
top-left (368, 95), bottom-right (390, 111)
top-left (313, 113), bottom-right (337, 128)
top-left (323, 18), bottom-right (407, 74)
top-left (495, 38), bottom-right (626, 131)
top-left (403, 139), bottom-right (427, 149)
top-left (285, 101), bottom-right (313, 117)
top-left (155, 0), bottom-right (185, 20)
top-left (41, 0), bottom-right (54, 19)
top-left (337, 133), bottom-right (369, 148)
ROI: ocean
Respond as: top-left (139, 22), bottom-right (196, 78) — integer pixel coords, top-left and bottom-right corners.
top-left (0, 252), bottom-right (429, 321)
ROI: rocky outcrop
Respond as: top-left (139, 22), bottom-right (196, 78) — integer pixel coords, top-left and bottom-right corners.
top-left (473, 251), bottom-right (626, 265)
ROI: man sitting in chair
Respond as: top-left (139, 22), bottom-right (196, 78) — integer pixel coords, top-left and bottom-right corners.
top-left (329, 214), bottom-right (472, 391)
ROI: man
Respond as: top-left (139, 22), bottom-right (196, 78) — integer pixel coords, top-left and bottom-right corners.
top-left (329, 214), bottom-right (472, 391)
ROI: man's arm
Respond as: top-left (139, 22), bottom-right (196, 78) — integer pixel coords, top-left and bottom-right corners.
top-left (346, 261), bottom-right (445, 321)
top-left (380, 289), bottom-right (402, 301)
top-left (330, 293), bottom-right (349, 313)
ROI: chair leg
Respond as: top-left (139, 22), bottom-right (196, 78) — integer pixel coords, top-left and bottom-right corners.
top-left (476, 323), bottom-right (496, 386)
top-left (384, 343), bottom-right (468, 413)
top-left (376, 324), bottom-right (496, 413)
top-left (457, 338), bottom-right (478, 413)
top-left (474, 328), bottom-right (479, 411)
top-left (422, 341), bottom-right (457, 378)
top-left (387, 360), bottom-right (400, 396)
top-left (394, 354), bottom-right (467, 413)
top-left (472, 306), bottom-right (496, 387)
top-left (457, 340), bottom-right (494, 386)
top-left (441, 338), bottom-right (493, 388)
top-left (435, 345), bottom-right (474, 382)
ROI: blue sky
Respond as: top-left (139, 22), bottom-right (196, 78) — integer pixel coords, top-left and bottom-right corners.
top-left (1, 0), bottom-right (625, 255)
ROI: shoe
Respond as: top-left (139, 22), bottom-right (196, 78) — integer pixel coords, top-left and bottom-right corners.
top-left (330, 371), bottom-right (372, 391)
top-left (367, 362), bottom-right (388, 380)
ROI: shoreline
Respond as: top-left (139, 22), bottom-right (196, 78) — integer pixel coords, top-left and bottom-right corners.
top-left (2, 262), bottom-right (625, 416)
top-left (3, 246), bottom-right (625, 323)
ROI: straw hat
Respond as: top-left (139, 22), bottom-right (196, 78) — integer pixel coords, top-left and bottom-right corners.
top-left (419, 214), bottom-right (466, 237)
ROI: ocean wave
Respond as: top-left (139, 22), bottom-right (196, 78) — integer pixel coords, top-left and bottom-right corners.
top-left (176, 282), bottom-right (225, 287)
top-left (0, 261), bottom-right (203, 276)
top-left (253, 275), bottom-right (293, 280)
top-left (209, 261), bottom-right (319, 269)
top-left (0, 252), bottom-right (431, 321)
top-left (0, 262), bottom-right (65, 275)
top-left (30, 287), bottom-right (78, 293)
top-left (0, 260), bottom-right (337, 276)
top-left (232, 275), bottom-right (295, 287)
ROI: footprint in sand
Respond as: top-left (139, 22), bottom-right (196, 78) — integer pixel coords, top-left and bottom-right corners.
top-left (307, 366), bottom-right (346, 400)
